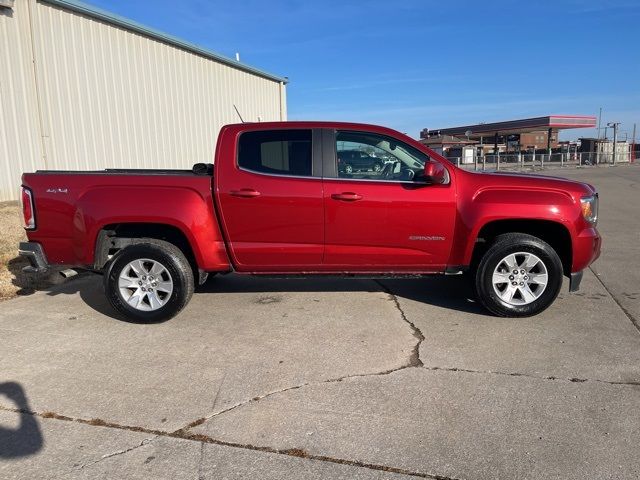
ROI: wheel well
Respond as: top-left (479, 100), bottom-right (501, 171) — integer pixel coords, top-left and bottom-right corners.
top-left (95, 223), bottom-right (197, 273)
top-left (471, 220), bottom-right (572, 275)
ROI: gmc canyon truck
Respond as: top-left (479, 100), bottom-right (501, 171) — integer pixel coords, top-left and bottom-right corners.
top-left (19, 121), bottom-right (601, 322)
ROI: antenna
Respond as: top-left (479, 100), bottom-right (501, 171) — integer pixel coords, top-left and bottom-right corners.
top-left (233, 104), bottom-right (245, 123)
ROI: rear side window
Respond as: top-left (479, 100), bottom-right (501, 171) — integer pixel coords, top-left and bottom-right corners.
top-left (238, 129), bottom-right (312, 177)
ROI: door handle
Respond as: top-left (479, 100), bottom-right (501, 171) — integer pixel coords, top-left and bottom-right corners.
top-left (331, 192), bottom-right (362, 202)
top-left (230, 188), bottom-right (261, 198)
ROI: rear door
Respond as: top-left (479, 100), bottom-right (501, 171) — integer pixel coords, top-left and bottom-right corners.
top-left (322, 129), bottom-right (456, 271)
top-left (216, 128), bottom-right (324, 272)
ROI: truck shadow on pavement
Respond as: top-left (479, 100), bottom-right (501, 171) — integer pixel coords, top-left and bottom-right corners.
top-left (23, 272), bottom-right (485, 323)
top-left (7, 256), bottom-right (64, 297)
top-left (0, 382), bottom-right (43, 458)
top-left (197, 273), bottom-right (485, 316)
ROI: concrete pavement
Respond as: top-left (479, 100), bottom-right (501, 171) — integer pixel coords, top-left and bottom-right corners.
top-left (1, 165), bottom-right (639, 479)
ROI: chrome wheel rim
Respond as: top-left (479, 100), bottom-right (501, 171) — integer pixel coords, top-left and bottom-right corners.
top-left (492, 252), bottom-right (548, 306)
top-left (373, 163), bottom-right (382, 172)
top-left (344, 164), bottom-right (353, 173)
top-left (118, 258), bottom-right (173, 311)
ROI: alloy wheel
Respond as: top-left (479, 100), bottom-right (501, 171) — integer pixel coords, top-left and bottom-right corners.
top-left (492, 252), bottom-right (548, 305)
top-left (117, 258), bottom-right (173, 311)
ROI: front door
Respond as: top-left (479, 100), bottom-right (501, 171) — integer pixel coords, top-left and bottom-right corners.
top-left (216, 128), bottom-right (324, 272)
top-left (323, 129), bottom-right (456, 271)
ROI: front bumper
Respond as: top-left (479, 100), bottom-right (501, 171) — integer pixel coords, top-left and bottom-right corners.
top-left (569, 227), bottom-right (601, 293)
top-left (18, 242), bottom-right (49, 274)
top-left (573, 227), bottom-right (601, 272)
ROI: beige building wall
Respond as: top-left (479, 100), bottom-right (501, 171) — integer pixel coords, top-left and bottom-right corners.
top-left (0, 0), bottom-right (287, 201)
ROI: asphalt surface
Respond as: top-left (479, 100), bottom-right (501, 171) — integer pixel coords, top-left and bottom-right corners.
top-left (1, 165), bottom-right (639, 480)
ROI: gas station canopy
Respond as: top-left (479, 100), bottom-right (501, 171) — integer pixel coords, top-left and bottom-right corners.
top-left (421, 115), bottom-right (596, 139)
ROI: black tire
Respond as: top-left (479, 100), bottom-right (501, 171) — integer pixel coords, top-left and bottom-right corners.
top-left (372, 162), bottom-right (383, 172)
top-left (475, 233), bottom-right (563, 317)
top-left (104, 239), bottom-right (194, 322)
top-left (344, 164), bottom-right (353, 174)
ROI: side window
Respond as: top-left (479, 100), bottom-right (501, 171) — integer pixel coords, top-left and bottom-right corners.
top-left (336, 131), bottom-right (437, 182)
top-left (238, 130), bottom-right (312, 177)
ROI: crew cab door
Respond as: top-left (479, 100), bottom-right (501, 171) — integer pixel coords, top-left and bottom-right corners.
top-left (215, 128), bottom-right (324, 271)
top-left (322, 129), bottom-right (456, 271)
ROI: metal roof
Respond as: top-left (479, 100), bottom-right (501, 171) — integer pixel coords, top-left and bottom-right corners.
top-left (43, 0), bottom-right (288, 84)
top-left (421, 115), bottom-right (597, 138)
top-left (420, 135), bottom-right (478, 146)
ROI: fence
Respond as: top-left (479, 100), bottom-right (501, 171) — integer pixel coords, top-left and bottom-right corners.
top-left (448, 150), bottom-right (636, 171)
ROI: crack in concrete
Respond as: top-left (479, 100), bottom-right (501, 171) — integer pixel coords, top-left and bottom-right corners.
top-left (184, 362), bottom-right (638, 433)
top-left (174, 366), bottom-right (420, 437)
top-left (0, 405), bottom-right (459, 480)
top-left (423, 366), bottom-right (640, 386)
top-left (174, 382), bottom-right (311, 435)
top-left (375, 280), bottom-right (425, 367)
top-left (589, 266), bottom-right (640, 334)
top-left (76, 436), bottom-right (156, 469)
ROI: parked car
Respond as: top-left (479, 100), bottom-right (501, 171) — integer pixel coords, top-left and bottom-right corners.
top-left (338, 150), bottom-right (384, 173)
top-left (19, 121), bottom-right (601, 321)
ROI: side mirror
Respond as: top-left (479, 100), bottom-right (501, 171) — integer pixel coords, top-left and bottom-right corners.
top-left (413, 169), bottom-right (433, 184)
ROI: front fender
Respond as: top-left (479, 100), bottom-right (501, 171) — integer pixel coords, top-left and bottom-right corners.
top-left (451, 187), bottom-right (578, 267)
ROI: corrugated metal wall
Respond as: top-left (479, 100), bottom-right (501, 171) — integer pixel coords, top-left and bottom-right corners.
top-left (0, 0), bottom-right (287, 201)
top-left (0, 0), bottom-right (45, 202)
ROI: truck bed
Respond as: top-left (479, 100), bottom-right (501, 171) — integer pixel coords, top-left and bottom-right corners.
top-left (21, 167), bottom-right (228, 270)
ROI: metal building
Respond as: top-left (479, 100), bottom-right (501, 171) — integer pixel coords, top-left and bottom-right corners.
top-left (0, 0), bottom-right (288, 201)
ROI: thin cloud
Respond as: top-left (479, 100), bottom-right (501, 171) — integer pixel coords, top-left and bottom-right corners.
top-left (315, 75), bottom-right (469, 92)
top-left (567, 0), bottom-right (640, 13)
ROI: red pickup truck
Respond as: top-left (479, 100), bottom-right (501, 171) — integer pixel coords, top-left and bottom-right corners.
top-left (19, 121), bottom-right (601, 321)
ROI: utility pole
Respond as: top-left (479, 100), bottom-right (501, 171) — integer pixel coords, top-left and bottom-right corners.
top-left (607, 122), bottom-right (620, 165)
top-left (597, 107), bottom-right (602, 139)
top-left (633, 123), bottom-right (637, 163)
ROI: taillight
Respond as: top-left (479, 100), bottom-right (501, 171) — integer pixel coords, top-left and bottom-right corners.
top-left (21, 186), bottom-right (36, 230)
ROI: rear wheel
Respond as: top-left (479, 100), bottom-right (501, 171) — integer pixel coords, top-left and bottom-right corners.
top-left (475, 233), bottom-right (563, 317)
top-left (104, 240), bottom-right (194, 322)
top-left (344, 163), bottom-right (353, 174)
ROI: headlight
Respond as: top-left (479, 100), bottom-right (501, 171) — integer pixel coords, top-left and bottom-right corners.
top-left (580, 194), bottom-right (598, 225)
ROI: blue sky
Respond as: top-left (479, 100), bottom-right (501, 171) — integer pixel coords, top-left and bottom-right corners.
top-left (89, 0), bottom-right (639, 140)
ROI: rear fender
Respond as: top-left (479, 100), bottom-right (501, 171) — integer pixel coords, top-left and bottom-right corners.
top-left (74, 186), bottom-right (230, 271)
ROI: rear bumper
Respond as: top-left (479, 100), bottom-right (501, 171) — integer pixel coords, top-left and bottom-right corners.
top-left (18, 242), bottom-right (49, 274)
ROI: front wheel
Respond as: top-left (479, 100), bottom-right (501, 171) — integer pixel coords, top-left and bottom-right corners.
top-left (104, 240), bottom-right (194, 322)
top-left (475, 233), bottom-right (563, 317)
